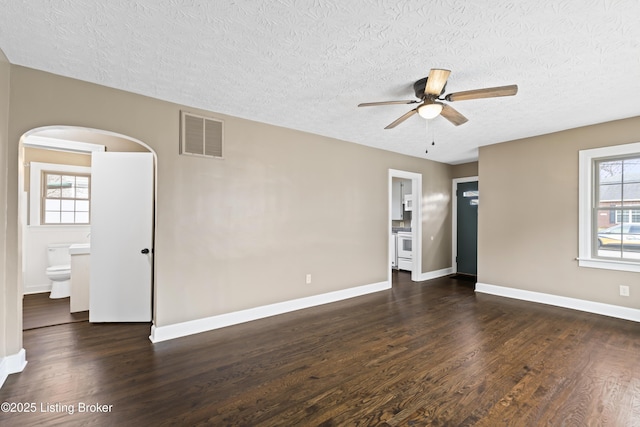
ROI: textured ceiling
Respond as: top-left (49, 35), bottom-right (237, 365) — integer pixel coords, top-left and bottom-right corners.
top-left (1, 0), bottom-right (640, 164)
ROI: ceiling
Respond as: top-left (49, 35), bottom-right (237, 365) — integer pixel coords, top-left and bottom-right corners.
top-left (1, 1), bottom-right (640, 164)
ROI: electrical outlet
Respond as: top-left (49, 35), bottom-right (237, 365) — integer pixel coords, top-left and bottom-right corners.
top-left (306, 274), bottom-right (312, 285)
top-left (620, 285), bottom-right (630, 297)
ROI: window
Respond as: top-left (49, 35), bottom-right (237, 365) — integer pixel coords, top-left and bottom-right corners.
top-left (579, 142), bottom-right (640, 272)
top-left (42, 171), bottom-right (90, 224)
top-left (595, 157), bottom-right (640, 260)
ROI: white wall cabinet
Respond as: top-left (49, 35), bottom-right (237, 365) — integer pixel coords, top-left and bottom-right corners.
top-left (391, 178), bottom-right (412, 220)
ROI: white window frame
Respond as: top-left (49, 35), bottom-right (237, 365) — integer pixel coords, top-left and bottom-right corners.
top-left (29, 162), bottom-right (91, 226)
top-left (41, 170), bottom-right (91, 225)
top-left (578, 142), bottom-right (640, 272)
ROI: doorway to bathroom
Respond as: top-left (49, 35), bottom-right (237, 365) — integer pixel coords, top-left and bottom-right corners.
top-left (18, 126), bottom-right (157, 329)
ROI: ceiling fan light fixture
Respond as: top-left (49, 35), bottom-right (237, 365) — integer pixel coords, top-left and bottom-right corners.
top-left (358, 68), bottom-right (517, 129)
top-left (417, 102), bottom-right (443, 119)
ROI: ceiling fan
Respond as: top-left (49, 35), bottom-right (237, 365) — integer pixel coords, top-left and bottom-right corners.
top-left (358, 69), bottom-right (518, 129)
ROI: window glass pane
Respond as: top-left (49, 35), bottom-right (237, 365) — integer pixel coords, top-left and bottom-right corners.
top-left (621, 219), bottom-right (640, 260)
top-left (595, 209), bottom-right (613, 230)
top-left (46, 174), bottom-right (61, 186)
top-left (599, 183), bottom-right (621, 206)
top-left (622, 157), bottom-right (640, 208)
top-left (46, 174), bottom-right (61, 198)
top-left (45, 199), bottom-right (61, 211)
top-left (623, 182), bottom-right (640, 206)
top-left (46, 187), bottom-right (61, 198)
top-left (76, 188), bottom-right (89, 199)
top-left (598, 160), bottom-right (623, 205)
top-left (61, 175), bottom-right (75, 198)
top-left (624, 157), bottom-right (640, 173)
top-left (599, 160), bottom-right (623, 183)
top-left (76, 200), bottom-right (89, 212)
top-left (76, 176), bottom-right (89, 199)
top-left (76, 212), bottom-right (90, 223)
top-left (61, 199), bottom-right (75, 211)
top-left (595, 209), bottom-right (640, 259)
top-left (61, 187), bottom-right (74, 198)
top-left (60, 211), bottom-right (75, 223)
top-left (45, 211), bottom-right (60, 223)
top-left (596, 219), bottom-right (623, 258)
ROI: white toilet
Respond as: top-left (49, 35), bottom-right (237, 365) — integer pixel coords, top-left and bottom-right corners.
top-left (46, 243), bottom-right (72, 299)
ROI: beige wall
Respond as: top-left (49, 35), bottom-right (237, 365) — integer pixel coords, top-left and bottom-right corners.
top-left (6, 66), bottom-right (453, 330)
top-left (0, 47), bottom-right (11, 358)
top-left (23, 147), bottom-right (91, 192)
top-left (452, 161), bottom-right (478, 179)
top-left (479, 117), bottom-right (640, 308)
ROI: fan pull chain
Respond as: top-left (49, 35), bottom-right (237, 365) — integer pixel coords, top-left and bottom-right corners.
top-left (425, 121), bottom-right (436, 154)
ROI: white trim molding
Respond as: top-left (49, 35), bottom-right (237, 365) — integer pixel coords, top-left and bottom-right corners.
top-left (150, 281), bottom-right (391, 343)
top-left (0, 349), bottom-right (27, 389)
top-left (476, 283), bottom-right (640, 323)
top-left (23, 283), bottom-right (52, 294)
top-left (23, 135), bottom-right (105, 153)
top-left (416, 267), bottom-right (454, 282)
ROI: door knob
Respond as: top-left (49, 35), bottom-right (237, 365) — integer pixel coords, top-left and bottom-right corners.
top-left (141, 248), bottom-right (150, 254)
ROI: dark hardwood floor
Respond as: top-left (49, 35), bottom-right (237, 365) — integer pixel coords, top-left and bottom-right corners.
top-left (2, 272), bottom-right (640, 426)
top-left (22, 293), bottom-right (89, 330)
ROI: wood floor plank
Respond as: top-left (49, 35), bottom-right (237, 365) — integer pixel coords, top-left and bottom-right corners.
top-left (2, 273), bottom-right (640, 426)
top-left (22, 293), bottom-right (88, 330)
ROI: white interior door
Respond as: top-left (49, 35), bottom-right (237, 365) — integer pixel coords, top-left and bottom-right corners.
top-left (90, 152), bottom-right (154, 322)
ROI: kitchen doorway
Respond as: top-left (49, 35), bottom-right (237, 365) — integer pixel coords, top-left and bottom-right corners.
top-left (389, 169), bottom-right (422, 285)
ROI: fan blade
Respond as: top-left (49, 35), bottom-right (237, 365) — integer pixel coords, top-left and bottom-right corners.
top-left (424, 69), bottom-right (451, 96)
top-left (440, 104), bottom-right (468, 126)
top-left (358, 100), bottom-right (419, 107)
top-left (385, 109), bottom-right (418, 129)
top-left (445, 84), bottom-right (518, 102)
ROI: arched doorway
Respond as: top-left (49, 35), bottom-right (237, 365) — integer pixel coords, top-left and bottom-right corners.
top-left (18, 126), bottom-right (157, 327)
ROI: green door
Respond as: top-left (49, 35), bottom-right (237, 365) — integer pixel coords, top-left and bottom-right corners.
top-left (457, 181), bottom-right (478, 276)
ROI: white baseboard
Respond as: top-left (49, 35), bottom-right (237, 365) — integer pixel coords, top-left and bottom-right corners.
top-left (476, 283), bottom-right (640, 322)
top-left (150, 280), bottom-right (391, 343)
top-left (0, 349), bottom-right (27, 389)
top-left (416, 267), bottom-right (454, 282)
top-left (24, 283), bottom-right (52, 294)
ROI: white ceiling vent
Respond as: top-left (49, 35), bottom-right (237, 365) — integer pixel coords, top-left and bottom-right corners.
top-left (180, 111), bottom-right (224, 158)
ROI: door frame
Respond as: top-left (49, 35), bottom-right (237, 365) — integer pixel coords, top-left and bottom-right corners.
top-left (17, 125), bottom-right (158, 319)
top-left (389, 169), bottom-right (422, 283)
top-left (452, 176), bottom-right (478, 273)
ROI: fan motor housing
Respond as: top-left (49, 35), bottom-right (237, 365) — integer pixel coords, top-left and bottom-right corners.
top-left (413, 77), bottom-right (446, 98)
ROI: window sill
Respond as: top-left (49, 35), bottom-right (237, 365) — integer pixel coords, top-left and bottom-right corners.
top-left (28, 224), bottom-right (91, 231)
top-left (578, 257), bottom-right (640, 273)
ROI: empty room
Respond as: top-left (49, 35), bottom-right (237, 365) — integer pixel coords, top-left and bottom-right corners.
top-left (1, 1), bottom-right (639, 425)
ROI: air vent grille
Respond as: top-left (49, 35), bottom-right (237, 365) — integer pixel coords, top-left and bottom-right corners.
top-left (180, 111), bottom-right (224, 158)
